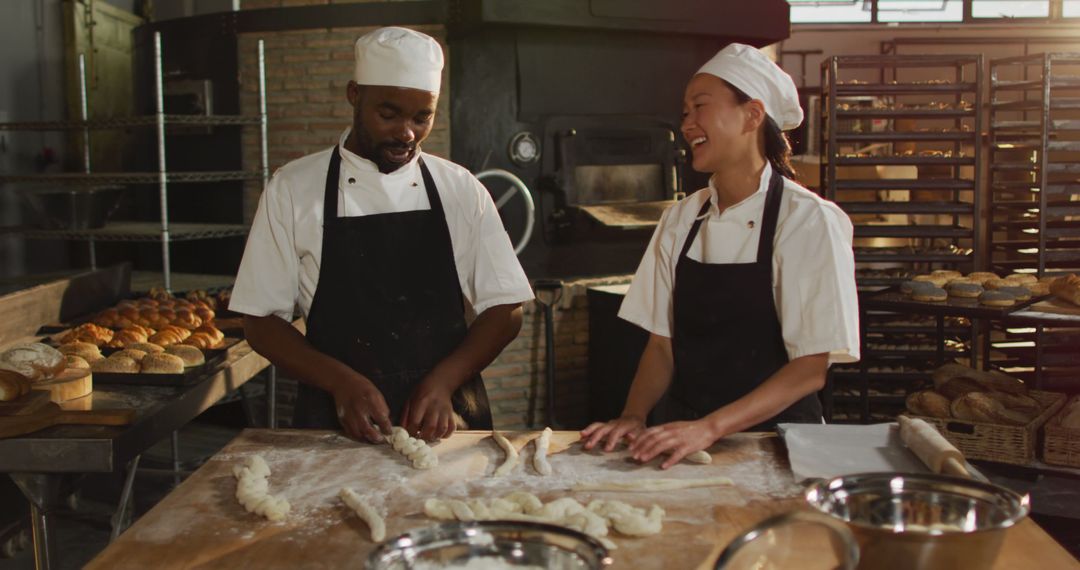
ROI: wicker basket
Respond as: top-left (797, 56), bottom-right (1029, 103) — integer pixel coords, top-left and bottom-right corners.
top-left (908, 390), bottom-right (1067, 466)
top-left (1042, 395), bottom-right (1080, 468)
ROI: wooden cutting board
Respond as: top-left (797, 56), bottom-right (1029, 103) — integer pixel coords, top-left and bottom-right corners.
top-left (0, 402), bottom-right (134, 439)
top-left (0, 390), bottom-right (52, 416)
top-left (35, 368), bottom-right (92, 402)
top-left (1029, 297), bottom-right (1080, 317)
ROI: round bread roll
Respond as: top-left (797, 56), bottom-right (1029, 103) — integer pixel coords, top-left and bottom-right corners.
top-left (946, 278), bottom-right (976, 286)
top-left (947, 282), bottom-right (983, 298)
top-left (65, 354), bottom-right (91, 370)
top-left (937, 376), bottom-right (984, 400)
top-left (979, 290), bottom-right (1015, 307)
top-left (931, 270), bottom-right (963, 280)
top-left (912, 287), bottom-right (948, 302)
top-left (1028, 282), bottom-right (1051, 296)
top-left (112, 348), bottom-right (148, 362)
top-left (0, 369), bottom-right (32, 400)
top-left (59, 341), bottom-right (104, 363)
top-left (1007, 273), bottom-right (1038, 285)
top-left (126, 342), bottom-right (165, 354)
top-left (984, 278), bottom-right (1012, 290)
top-left (165, 345), bottom-right (205, 367)
top-left (92, 356), bottom-right (139, 374)
top-left (901, 280), bottom-right (936, 295)
top-left (1, 343), bottom-right (66, 380)
top-left (997, 286), bottom-right (1031, 302)
top-left (141, 353), bottom-right (185, 374)
top-left (987, 391), bottom-right (1041, 417)
top-left (913, 274), bottom-right (949, 288)
top-left (906, 390), bottom-right (951, 418)
top-left (966, 272), bottom-right (999, 285)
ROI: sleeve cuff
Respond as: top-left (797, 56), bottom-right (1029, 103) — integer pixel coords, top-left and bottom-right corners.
top-left (226, 302), bottom-right (294, 322)
top-left (786, 340), bottom-right (860, 364)
top-left (471, 290), bottom-right (535, 315)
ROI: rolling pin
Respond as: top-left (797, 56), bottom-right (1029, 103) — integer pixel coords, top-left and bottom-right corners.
top-left (897, 415), bottom-right (970, 478)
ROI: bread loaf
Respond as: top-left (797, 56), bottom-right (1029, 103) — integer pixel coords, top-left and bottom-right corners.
top-left (112, 348), bottom-right (148, 362)
top-left (65, 355), bottom-right (90, 370)
top-left (906, 390), bottom-right (952, 418)
top-left (0, 360), bottom-right (42, 382)
top-left (58, 342), bottom-right (104, 363)
top-left (126, 342), bottom-right (164, 354)
top-left (92, 356), bottom-right (139, 373)
top-left (951, 392), bottom-right (1028, 426)
top-left (165, 345), bottom-right (204, 367)
top-left (936, 376), bottom-right (984, 400)
top-left (1050, 274), bottom-right (1080, 307)
top-left (141, 353), bottom-right (185, 374)
top-left (0, 373), bottom-right (21, 402)
top-left (1, 343), bottom-right (66, 380)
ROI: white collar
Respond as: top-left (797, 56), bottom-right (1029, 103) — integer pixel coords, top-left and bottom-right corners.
top-left (705, 161), bottom-right (773, 220)
top-left (337, 128), bottom-right (421, 178)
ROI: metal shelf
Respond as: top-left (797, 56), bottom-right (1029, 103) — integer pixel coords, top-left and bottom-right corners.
top-left (990, 98), bottom-right (1080, 111)
top-left (991, 77), bottom-right (1080, 90)
top-left (990, 119), bottom-right (1080, 132)
top-left (0, 115), bottom-right (262, 131)
top-left (833, 156), bottom-right (975, 167)
top-left (835, 178), bottom-right (975, 191)
top-left (840, 201), bottom-right (974, 215)
top-left (989, 162), bottom-right (1080, 174)
top-left (854, 225), bottom-right (973, 239)
top-left (855, 252), bottom-right (972, 263)
top-left (827, 83), bottom-right (978, 95)
top-left (835, 108), bottom-right (975, 119)
top-left (0, 222), bottom-right (250, 242)
top-left (837, 132), bottom-right (974, 143)
top-left (0, 171), bottom-right (263, 185)
top-left (991, 140), bottom-right (1080, 152)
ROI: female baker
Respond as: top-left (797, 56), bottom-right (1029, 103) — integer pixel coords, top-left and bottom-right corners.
top-left (582, 43), bottom-right (860, 468)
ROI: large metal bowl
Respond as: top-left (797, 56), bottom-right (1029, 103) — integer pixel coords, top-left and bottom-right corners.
top-left (805, 473), bottom-right (1030, 570)
top-left (18, 186), bottom-right (125, 230)
top-left (367, 521), bottom-right (612, 570)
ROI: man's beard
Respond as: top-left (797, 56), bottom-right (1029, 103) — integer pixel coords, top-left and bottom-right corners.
top-left (355, 124), bottom-right (416, 174)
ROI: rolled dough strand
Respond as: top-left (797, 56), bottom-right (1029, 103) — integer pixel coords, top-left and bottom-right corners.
top-left (340, 487), bottom-right (386, 542)
top-left (388, 427), bottom-right (438, 469)
top-left (533, 427), bottom-right (553, 475)
top-left (572, 476), bottom-right (734, 492)
top-left (683, 450), bottom-right (712, 465)
top-left (491, 430), bottom-right (519, 477)
top-left (897, 416), bottom-right (967, 476)
top-left (233, 455), bottom-right (290, 522)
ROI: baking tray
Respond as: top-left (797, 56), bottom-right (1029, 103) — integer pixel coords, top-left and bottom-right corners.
top-left (90, 341), bottom-right (235, 387)
top-left (863, 287), bottom-right (1050, 319)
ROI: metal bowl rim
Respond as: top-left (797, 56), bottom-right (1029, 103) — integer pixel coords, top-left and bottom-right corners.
top-left (803, 471), bottom-right (1031, 535)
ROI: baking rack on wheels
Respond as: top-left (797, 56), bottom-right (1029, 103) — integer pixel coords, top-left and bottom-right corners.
top-left (986, 53), bottom-right (1080, 393)
top-left (820, 54), bottom-right (983, 423)
top-left (0, 31), bottom-right (269, 292)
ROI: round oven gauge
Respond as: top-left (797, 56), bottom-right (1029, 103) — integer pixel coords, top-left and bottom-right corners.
top-left (508, 131), bottom-right (540, 166)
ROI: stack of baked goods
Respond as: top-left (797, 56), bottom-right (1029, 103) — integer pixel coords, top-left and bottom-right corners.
top-left (89, 343), bottom-right (205, 375)
top-left (0, 343), bottom-right (68, 401)
top-left (1050, 273), bottom-right (1080, 307)
top-left (900, 270), bottom-right (1052, 307)
top-left (906, 363), bottom-right (1047, 426)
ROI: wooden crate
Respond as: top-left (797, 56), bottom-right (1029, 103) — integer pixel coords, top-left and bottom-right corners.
top-left (1042, 396), bottom-right (1080, 468)
top-left (909, 390), bottom-right (1066, 466)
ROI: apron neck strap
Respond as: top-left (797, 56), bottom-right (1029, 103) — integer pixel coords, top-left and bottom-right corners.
top-left (755, 169), bottom-right (784, 264)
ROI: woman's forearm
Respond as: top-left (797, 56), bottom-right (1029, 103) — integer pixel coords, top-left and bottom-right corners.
top-left (621, 334), bottom-right (676, 420)
top-left (704, 352), bottom-right (829, 436)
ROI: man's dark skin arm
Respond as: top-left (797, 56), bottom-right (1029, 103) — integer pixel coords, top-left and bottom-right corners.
top-left (402, 303), bottom-right (522, 441)
top-left (244, 302), bottom-right (522, 443)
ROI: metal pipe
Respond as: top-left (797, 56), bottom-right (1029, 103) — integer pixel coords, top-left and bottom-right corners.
top-left (29, 504), bottom-right (53, 570)
top-left (111, 455), bottom-right (141, 542)
top-left (267, 365), bottom-right (277, 429)
top-left (171, 431), bottom-right (181, 487)
top-left (153, 32), bottom-right (172, 291)
top-left (258, 39), bottom-right (269, 192)
top-left (78, 53), bottom-right (97, 270)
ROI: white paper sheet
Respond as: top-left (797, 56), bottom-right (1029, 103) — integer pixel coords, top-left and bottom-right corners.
top-left (778, 422), bottom-right (928, 482)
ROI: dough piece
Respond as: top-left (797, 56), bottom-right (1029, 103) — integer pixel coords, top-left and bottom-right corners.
top-left (588, 500), bottom-right (665, 537)
top-left (533, 427), bottom-right (553, 476)
top-left (912, 287), bottom-right (947, 302)
top-left (572, 476), bottom-right (734, 492)
top-left (491, 430), bottom-right (519, 477)
top-left (683, 450), bottom-right (712, 465)
top-left (340, 487), bottom-right (386, 542)
top-left (897, 416), bottom-right (964, 473)
top-left (233, 455), bottom-right (290, 521)
top-left (388, 427), bottom-right (438, 469)
top-left (906, 390), bottom-right (952, 418)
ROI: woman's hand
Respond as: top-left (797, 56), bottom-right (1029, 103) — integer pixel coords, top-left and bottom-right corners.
top-left (628, 419), bottom-right (719, 469)
top-left (580, 415), bottom-right (647, 452)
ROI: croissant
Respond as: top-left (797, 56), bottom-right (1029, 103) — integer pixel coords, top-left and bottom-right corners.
top-left (159, 325), bottom-right (192, 340)
top-left (182, 333), bottom-right (215, 349)
top-left (148, 330), bottom-right (185, 347)
top-left (194, 307), bottom-right (216, 322)
top-left (194, 324), bottom-right (225, 344)
top-left (172, 310), bottom-right (203, 330)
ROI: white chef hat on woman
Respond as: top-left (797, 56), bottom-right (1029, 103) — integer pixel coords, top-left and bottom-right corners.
top-left (354, 27), bottom-right (444, 94)
top-left (696, 43), bottom-right (803, 131)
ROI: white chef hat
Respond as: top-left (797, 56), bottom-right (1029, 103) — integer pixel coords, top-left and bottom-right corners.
top-left (696, 43), bottom-right (803, 131)
top-left (354, 27), bottom-right (443, 93)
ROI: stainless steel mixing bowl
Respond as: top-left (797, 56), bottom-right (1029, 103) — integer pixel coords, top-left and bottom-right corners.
top-left (366, 521), bottom-right (613, 570)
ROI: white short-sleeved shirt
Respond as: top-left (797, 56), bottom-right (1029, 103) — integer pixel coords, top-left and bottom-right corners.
top-left (618, 162), bottom-right (860, 365)
top-left (230, 128), bottom-right (534, 321)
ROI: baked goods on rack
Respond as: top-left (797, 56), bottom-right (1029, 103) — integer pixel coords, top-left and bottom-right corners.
top-left (1050, 274), bottom-right (1080, 306)
top-left (59, 323), bottom-right (114, 347)
top-left (1, 343), bottom-right (66, 381)
top-left (141, 353), bottom-right (185, 374)
top-left (906, 363), bottom-right (1049, 426)
top-left (58, 342), bottom-right (104, 364)
top-left (165, 345), bottom-right (205, 367)
top-left (0, 370), bottom-right (32, 401)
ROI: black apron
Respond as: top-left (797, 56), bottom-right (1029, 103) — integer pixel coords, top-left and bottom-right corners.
top-left (293, 147), bottom-right (492, 430)
top-left (654, 169), bottom-right (821, 431)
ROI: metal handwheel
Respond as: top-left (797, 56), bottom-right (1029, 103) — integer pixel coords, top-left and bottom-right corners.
top-left (475, 169), bottom-right (536, 255)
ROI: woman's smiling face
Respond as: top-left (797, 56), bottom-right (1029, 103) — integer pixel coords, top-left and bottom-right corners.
top-left (680, 74), bottom-right (761, 174)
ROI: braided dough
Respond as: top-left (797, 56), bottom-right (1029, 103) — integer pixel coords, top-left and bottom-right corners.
top-left (491, 430), bottom-right (518, 477)
top-left (423, 492), bottom-right (665, 550)
top-left (572, 476), bottom-right (733, 492)
top-left (389, 426), bottom-right (438, 469)
top-left (340, 487), bottom-right (386, 542)
top-left (532, 427), bottom-right (553, 475)
top-left (233, 455), bottom-right (290, 521)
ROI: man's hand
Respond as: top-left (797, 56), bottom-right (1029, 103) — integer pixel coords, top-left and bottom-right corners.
top-left (332, 374), bottom-right (393, 444)
top-left (402, 378), bottom-right (455, 442)
top-left (580, 415), bottom-right (647, 452)
top-left (628, 419), bottom-right (719, 469)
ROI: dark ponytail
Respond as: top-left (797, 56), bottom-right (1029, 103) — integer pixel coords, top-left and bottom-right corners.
top-left (722, 80), bottom-right (797, 181)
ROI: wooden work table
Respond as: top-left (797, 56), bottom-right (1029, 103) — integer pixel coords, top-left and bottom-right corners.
top-left (88, 430), bottom-right (1079, 569)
